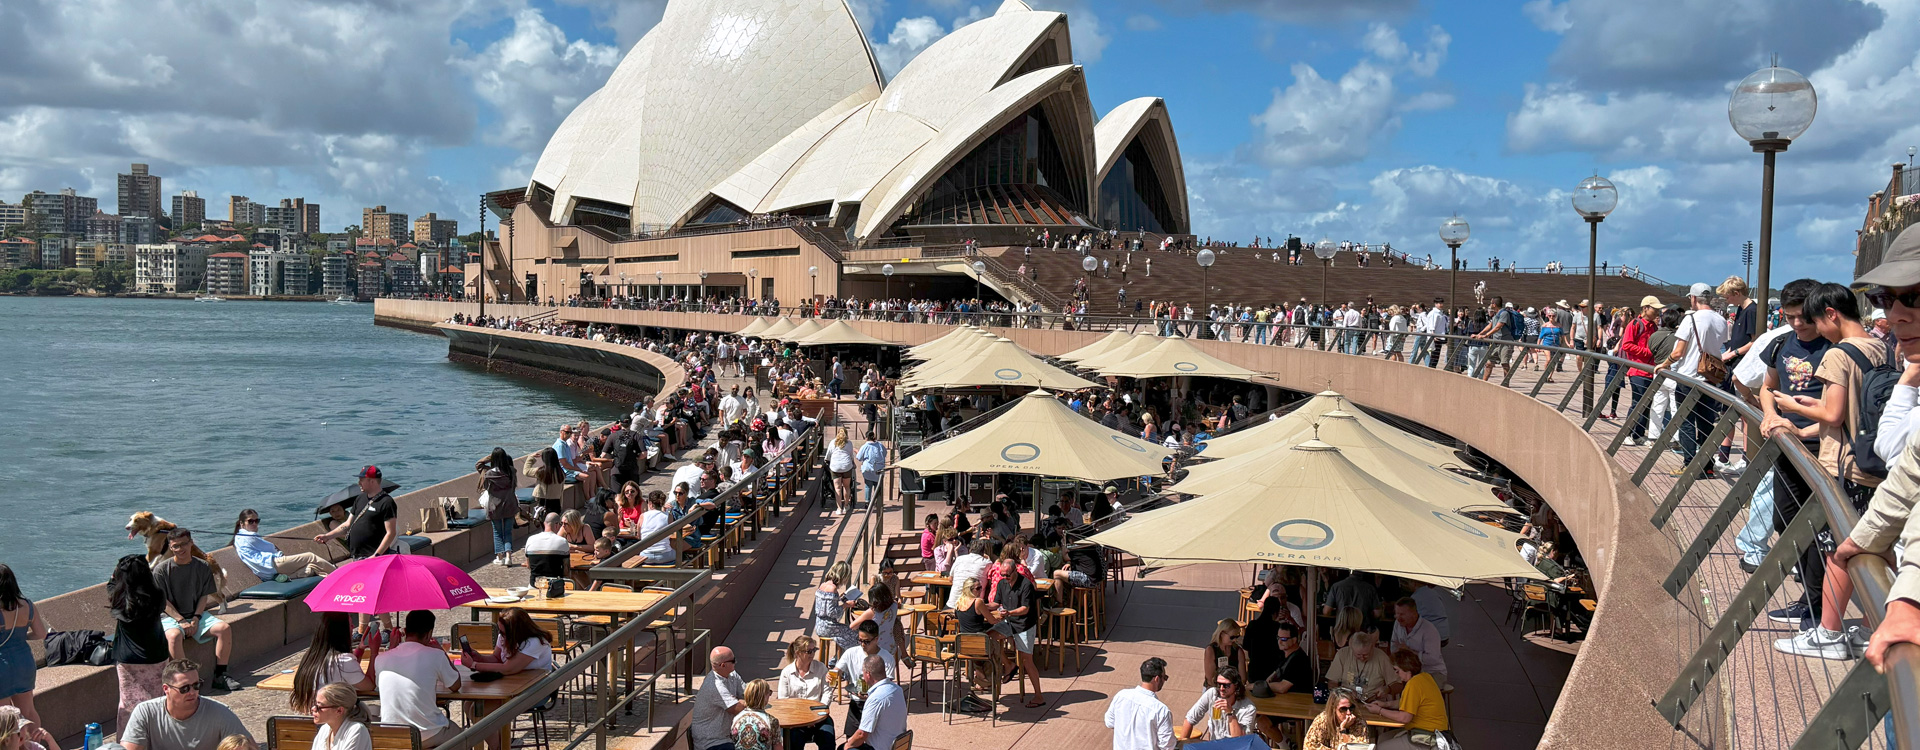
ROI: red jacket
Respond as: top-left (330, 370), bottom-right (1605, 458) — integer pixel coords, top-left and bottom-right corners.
top-left (1619, 317), bottom-right (1657, 378)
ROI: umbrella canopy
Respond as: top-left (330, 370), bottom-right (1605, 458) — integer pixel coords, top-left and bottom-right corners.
top-left (896, 389), bottom-right (1171, 481)
top-left (1058, 330), bottom-right (1133, 363)
top-left (901, 339), bottom-right (1100, 391)
top-left (316, 479), bottom-right (401, 515)
top-left (779, 318), bottom-right (826, 342)
top-left (304, 554), bottom-right (488, 614)
top-left (906, 326), bottom-right (993, 361)
top-left (794, 319), bottom-right (897, 347)
top-left (902, 333), bottom-right (1004, 379)
top-left (736, 317), bottom-right (773, 337)
top-left (1200, 391), bottom-right (1458, 468)
top-left (1087, 441), bottom-right (1543, 587)
top-left (1172, 410), bottom-right (1511, 513)
top-left (1098, 336), bottom-right (1262, 381)
top-left (1073, 333), bottom-right (1162, 371)
top-left (757, 317), bottom-right (799, 340)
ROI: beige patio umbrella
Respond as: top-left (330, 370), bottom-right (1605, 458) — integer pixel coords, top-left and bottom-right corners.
top-left (902, 333), bottom-right (1002, 379)
top-left (736, 317), bottom-right (774, 337)
top-left (906, 326), bottom-right (995, 361)
top-left (1200, 391), bottom-right (1459, 468)
top-left (1172, 411), bottom-right (1513, 513)
top-left (1058, 330), bottom-right (1134, 363)
top-left (757, 317), bottom-right (799, 340)
top-left (902, 339), bottom-right (1099, 391)
top-left (779, 318), bottom-right (826, 342)
top-left (1074, 332), bottom-right (1162, 371)
top-left (1098, 335), bottom-right (1262, 380)
top-left (896, 389), bottom-right (1172, 480)
top-left (793, 319), bottom-right (898, 347)
top-left (1087, 441), bottom-right (1543, 587)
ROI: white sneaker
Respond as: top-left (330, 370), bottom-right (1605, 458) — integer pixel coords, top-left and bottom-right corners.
top-left (1845, 625), bottom-right (1871, 658)
top-left (1622, 437), bottom-right (1640, 447)
top-left (1721, 459), bottom-right (1748, 474)
top-left (1774, 627), bottom-right (1854, 660)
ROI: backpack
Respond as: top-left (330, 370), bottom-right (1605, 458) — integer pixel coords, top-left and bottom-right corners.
top-left (1838, 341), bottom-right (1900, 480)
top-left (608, 431), bottom-right (641, 474)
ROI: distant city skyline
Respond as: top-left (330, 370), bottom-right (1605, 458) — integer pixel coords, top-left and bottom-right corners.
top-left (1, 0), bottom-right (1913, 284)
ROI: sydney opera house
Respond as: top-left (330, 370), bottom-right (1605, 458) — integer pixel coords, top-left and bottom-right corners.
top-left (476, 0), bottom-right (1189, 306)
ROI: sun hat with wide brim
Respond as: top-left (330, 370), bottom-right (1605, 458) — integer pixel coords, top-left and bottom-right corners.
top-left (1855, 224), bottom-right (1920, 289)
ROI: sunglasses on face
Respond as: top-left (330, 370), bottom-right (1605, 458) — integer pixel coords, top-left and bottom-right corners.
top-left (1865, 287), bottom-right (1920, 311)
top-left (1337, 706), bottom-right (1354, 714)
top-left (167, 681), bottom-right (202, 693)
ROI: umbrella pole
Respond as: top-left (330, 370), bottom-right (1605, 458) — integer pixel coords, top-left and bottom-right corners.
top-left (1306, 566), bottom-right (1321, 683)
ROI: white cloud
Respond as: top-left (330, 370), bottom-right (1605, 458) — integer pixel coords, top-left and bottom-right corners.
top-left (457, 8), bottom-right (620, 151)
top-left (1247, 61), bottom-right (1399, 168)
top-left (1127, 14), bottom-right (1162, 31)
top-left (554, 0), bottom-right (666, 51)
top-left (871, 16), bottom-right (949, 78)
top-left (1399, 91), bottom-right (1455, 111)
top-left (1543, 0), bottom-right (1883, 94)
top-left (1522, 0), bottom-right (1571, 32)
top-left (1029, 0), bottom-right (1109, 62)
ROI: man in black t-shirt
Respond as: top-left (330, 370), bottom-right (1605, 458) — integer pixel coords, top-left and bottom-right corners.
top-left (990, 557), bottom-right (1044, 707)
top-left (314, 466), bottom-right (400, 625)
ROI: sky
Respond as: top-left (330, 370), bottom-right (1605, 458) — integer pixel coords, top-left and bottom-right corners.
top-left (0, 0), bottom-right (1914, 286)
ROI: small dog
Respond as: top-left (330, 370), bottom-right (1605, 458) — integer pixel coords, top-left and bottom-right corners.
top-left (125, 511), bottom-right (229, 613)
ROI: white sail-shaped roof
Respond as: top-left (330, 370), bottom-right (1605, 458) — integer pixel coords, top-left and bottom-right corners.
top-left (1094, 96), bottom-right (1190, 233)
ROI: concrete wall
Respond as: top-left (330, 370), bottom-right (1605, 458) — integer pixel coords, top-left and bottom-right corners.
top-left (366, 300), bottom-right (1695, 749)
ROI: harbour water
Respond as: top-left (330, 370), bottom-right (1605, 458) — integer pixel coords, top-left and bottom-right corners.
top-left (0, 297), bottom-right (618, 599)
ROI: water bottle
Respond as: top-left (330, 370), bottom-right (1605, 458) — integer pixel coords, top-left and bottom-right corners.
top-left (84, 723), bottom-right (102, 750)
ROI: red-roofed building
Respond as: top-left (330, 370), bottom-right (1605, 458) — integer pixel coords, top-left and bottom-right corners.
top-left (206, 251), bottom-right (250, 295)
top-left (0, 238), bottom-right (37, 269)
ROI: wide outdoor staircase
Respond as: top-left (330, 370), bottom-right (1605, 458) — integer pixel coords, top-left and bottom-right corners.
top-left (1002, 245), bottom-right (1680, 313)
top-left (970, 251), bottom-right (1069, 312)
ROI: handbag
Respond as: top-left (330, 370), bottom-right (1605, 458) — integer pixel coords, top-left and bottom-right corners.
top-left (1684, 313), bottom-right (1729, 384)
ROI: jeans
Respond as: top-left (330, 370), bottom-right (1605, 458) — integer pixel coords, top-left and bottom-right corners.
top-left (1255, 324), bottom-right (1269, 344)
top-left (784, 719), bottom-right (835, 750)
top-left (863, 478), bottom-right (880, 507)
top-left (1676, 385), bottom-right (1727, 467)
top-left (1627, 376), bottom-right (1653, 439)
top-left (1735, 469), bottom-right (1777, 565)
top-left (491, 518), bottom-right (514, 556)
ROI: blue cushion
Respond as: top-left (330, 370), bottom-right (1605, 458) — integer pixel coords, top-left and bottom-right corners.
top-left (396, 536), bottom-right (432, 554)
top-left (235, 576), bottom-right (323, 600)
top-left (448, 509), bottom-right (488, 529)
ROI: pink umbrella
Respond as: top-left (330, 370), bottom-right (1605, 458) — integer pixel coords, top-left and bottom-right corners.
top-left (304, 555), bottom-right (488, 614)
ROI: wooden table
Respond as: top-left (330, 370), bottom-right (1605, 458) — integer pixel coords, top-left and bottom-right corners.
top-left (909, 573), bottom-right (951, 604)
top-left (260, 656), bottom-right (548, 750)
top-left (468, 587), bottom-right (671, 711)
top-left (899, 603), bottom-right (938, 634)
top-left (765, 697), bottom-right (832, 728)
top-left (1252, 692), bottom-right (1404, 728)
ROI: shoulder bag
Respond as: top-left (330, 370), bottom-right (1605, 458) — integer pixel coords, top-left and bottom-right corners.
top-left (1685, 313), bottom-right (1729, 385)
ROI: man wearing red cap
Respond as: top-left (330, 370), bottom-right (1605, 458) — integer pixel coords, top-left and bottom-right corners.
top-left (315, 466), bottom-right (400, 629)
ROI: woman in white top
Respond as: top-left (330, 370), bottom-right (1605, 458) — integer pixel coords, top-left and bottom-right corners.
top-left (289, 613), bottom-right (377, 718)
top-left (462, 608), bottom-right (555, 674)
top-left (309, 682), bottom-right (372, 750)
top-left (777, 635), bottom-right (834, 750)
top-left (1386, 306), bottom-right (1410, 362)
top-left (826, 428), bottom-right (856, 516)
top-left (638, 492), bottom-right (678, 565)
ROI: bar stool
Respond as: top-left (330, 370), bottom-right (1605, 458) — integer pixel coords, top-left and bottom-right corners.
top-left (1040, 606), bottom-right (1080, 674)
top-left (1070, 585), bottom-right (1103, 641)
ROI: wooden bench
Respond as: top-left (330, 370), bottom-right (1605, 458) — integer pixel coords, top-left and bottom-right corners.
top-left (268, 715), bottom-right (422, 750)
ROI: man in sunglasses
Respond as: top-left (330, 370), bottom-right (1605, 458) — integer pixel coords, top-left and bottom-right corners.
top-left (121, 659), bottom-right (250, 750)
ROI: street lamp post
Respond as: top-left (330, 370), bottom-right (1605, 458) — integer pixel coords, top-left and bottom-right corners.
top-left (1439, 216), bottom-right (1469, 313)
top-left (747, 267), bottom-right (758, 301)
top-left (1197, 248), bottom-right (1216, 311)
top-left (882, 263), bottom-right (894, 305)
top-left (1313, 239), bottom-right (1336, 306)
top-left (1572, 175), bottom-right (1618, 412)
top-left (699, 270), bottom-right (709, 304)
top-left (1729, 63), bottom-right (1817, 318)
top-left (1080, 253), bottom-right (1097, 294)
top-left (808, 265), bottom-right (818, 315)
top-left (654, 271), bottom-right (662, 301)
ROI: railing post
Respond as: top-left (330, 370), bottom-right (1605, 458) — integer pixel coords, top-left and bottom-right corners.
top-left (1634, 385), bottom-right (1703, 483)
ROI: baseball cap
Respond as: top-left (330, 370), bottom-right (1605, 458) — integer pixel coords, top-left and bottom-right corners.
top-left (1688, 282), bottom-right (1713, 298)
top-left (1640, 295), bottom-right (1662, 308)
top-left (358, 465), bottom-right (382, 479)
top-left (1855, 224), bottom-right (1920, 289)
top-left (633, 401), bottom-right (645, 411)
top-left (1103, 485), bottom-right (1118, 494)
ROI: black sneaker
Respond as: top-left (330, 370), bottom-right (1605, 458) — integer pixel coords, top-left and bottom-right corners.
top-left (1739, 558), bottom-right (1759, 574)
top-left (1768, 601), bottom-right (1812, 625)
top-left (212, 673), bottom-right (243, 692)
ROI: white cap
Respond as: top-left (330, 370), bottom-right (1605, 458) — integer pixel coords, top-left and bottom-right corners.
top-left (1688, 282), bottom-right (1713, 297)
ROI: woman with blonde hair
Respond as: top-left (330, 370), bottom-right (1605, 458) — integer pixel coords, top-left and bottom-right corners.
top-left (1303, 687), bottom-right (1373, 750)
top-left (826, 427), bottom-right (855, 516)
top-left (308, 682), bottom-right (372, 750)
top-left (0, 705), bottom-right (58, 750)
top-left (777, 636), bottom-right (833, 750)
top-left (1202, 618), bottom-right (1249, 690)
top-left (810, 561), bottom-right (858, 653)
top-left (729, 679), bottom-right (782, 750)
top-left (1330, 605), bottom-right (1366, 649)
top-left (560, 510), bottom-right (595, 554)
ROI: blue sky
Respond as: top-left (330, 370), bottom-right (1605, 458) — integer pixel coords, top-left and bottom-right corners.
top-left (2, 0), bottom-right (1914, 287)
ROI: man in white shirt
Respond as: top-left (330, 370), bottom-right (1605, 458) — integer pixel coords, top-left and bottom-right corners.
top-left (1661, 283), bottom-right (1731, 472)
top-left (1422, 300), bottom-right (1451, 367)
top-left (688, 646), bottom-right (744, 750)
top-left (1388, 598), bottom-right (1447, 686)
top-left (718, 387), bottom-right (744, 427)
top-left (1342, 304), bottom-right (1363, 354)
top-left (1408, 583), bottom-right (1454, 645)
top-left (945, 539), bottom-right (994, 609)
top-left (524, 514), bottom-right (571, 556)
top-left (375, 611), bottom-right (462, 747)
top-left (1105, 657), bottom-right (1175, 750)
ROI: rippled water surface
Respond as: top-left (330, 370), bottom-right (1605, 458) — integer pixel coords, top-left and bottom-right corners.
top-left (0, 297), bottom-right (618, 599)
